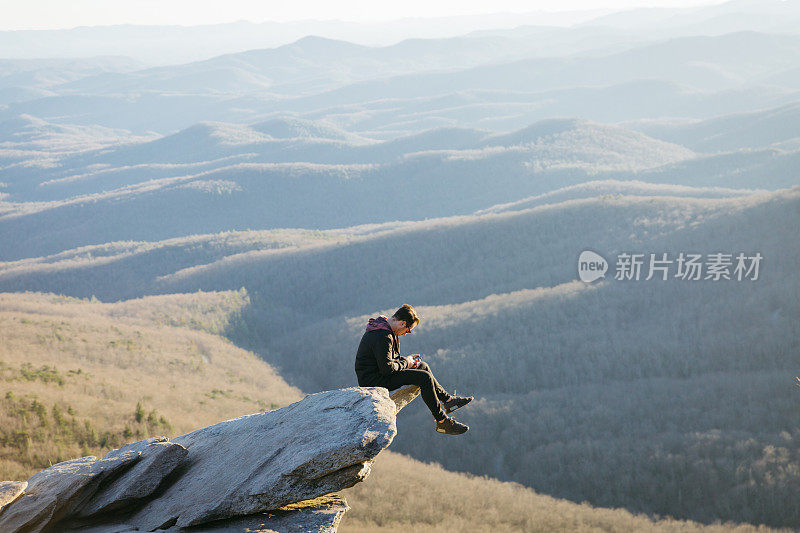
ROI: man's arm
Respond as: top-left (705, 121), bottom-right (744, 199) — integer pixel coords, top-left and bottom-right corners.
top-left (373, 334), bottom-right (408, 375)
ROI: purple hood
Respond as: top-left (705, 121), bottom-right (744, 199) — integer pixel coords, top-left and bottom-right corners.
top-left (365, 315), bottom-right (393, 333)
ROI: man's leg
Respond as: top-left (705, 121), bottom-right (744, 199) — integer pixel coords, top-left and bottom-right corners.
top-left (415, 361), bottom-right (473, 415)
top-left (380, 369), bottom-right (447, 421)
top-left (414, 362), bottom-right (452, 404)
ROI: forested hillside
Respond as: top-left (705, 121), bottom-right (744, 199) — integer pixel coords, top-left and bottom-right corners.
top-left (256, 189), bottom-right (799, 526)
top-left (0, 291), bottom-right (300, 479)
top-left (339, 451), bottom-right (769, 533)
top-left (0, 180), bottom-right (757, 299)
top-left (0, 117), bottom-right (696, 259)
top-left (624, 102), bottom-right (800, 152)
top-left (171, 187), bottom-right (800, 527)
top-left (3, 184), bottom-right (798, 525)
top-left (0, 291), bottom-right (750, 533)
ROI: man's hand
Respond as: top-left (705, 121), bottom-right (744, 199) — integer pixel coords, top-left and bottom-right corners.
top-left (404, 355), bottom-right (419, 369)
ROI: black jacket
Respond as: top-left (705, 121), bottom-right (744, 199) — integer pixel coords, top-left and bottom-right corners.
top-left (355, 327), bottom-right (409, 386)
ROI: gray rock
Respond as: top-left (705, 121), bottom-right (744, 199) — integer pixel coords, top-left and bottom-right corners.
top-left (167, 493), bottom-right (349, 533)
top-left (127, 387), bottom-right (396, 529)
top-left (1, 386), bottom-right (404, 532)
top-left (76, 440), bottom-right (188, 517)
top-left (0, 452), bottom-right (140, 533)
top-left (0, 481), bottom-right (27, 512)
top-left (60, 524), bottom-right (139, 533)
top-left (60, 494), bottom-right (349, 533)
top-left (104, 436), bottom-right (169, 458)
top-left (390, 385), bottom-right (421, 412)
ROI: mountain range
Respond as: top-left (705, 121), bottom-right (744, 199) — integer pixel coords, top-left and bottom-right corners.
top-left (2, 2), bottom-right (799, 527)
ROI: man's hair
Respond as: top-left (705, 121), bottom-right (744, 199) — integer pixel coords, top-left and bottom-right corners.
top-left (392, 304), bottom-right (419, 328)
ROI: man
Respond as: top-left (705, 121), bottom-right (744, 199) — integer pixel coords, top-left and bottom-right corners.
top-left (355, 304), bottom-right (472, 435)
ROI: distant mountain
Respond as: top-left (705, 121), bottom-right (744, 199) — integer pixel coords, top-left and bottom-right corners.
top-left (0, 227), bottom-right (364, 300)
top-left (250, 116), bottom-right (371, 142)
top-left (620, 147), bottom-right (800, 189)
top-left (582, 0), bottom-right (800, 35)
top-left (67, 116), bottom-right (682, 171)
top-left (476, 179), bottom-right (763, 214)
top-left (0, 113), bottom-right (154, 154)
top-left (0, 56), bottom-right (143, 89)
top-left (760, 65), bottom-right (800, 90)
top-left (5, 68), bottom-right (800, 139)
top-left (0, 180), bottom-right (763, 300)
top-left (3, 1), bottom-right (798, 68)
top-left (54, 36), bottom-right (368, 96)
top-left (0, 56), bottom-right (144, 107)
top-left (0, 119), bottom-right (695, 259)
top-left (53, 32), bottom-right (633, 97)
top-left (4, 31), bottom-right (800, 138)
top-left (150, 187), bottom-right (794, 335)
top-left (0, 117), bottom-right (686, 199)
top-left (624, 100), bottom-right (800, 152)
top-left (0, 92), bottom-right (231, 135)
top-left (4, 105), bottom-right (797, 261)
top-left (0, 86), bottom-right (55, 106)
top-left (0, 11), bottom-right (612, 65)
top-left (297, 80), bottom-right (798, 139)
top-left (278, 32), bottom-right (800, 109)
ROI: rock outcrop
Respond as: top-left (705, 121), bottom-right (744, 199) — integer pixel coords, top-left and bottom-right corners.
top-left (0, 386), bottom-right (418, 532)
top-left (0, 482), bottom-right (27, 513)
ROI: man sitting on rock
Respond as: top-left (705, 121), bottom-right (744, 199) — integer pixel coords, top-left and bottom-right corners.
top-left (355, 304), bottom-right (472, 435)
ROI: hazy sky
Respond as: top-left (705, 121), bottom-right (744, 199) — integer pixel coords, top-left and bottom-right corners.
top-left (2, 0), bottom-right (727, 30)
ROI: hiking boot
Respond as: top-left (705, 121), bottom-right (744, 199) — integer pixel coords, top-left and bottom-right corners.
top-left (443, 395), bottom-right (473, 414)
top-left (435, 416), bottom-right (469, 435)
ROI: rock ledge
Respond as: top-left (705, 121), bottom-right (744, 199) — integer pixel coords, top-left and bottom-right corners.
top-left (0, 386), bottom-right (411, 533)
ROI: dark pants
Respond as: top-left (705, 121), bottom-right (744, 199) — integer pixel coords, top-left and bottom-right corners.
top-left (370, 362), bottom-right (451, 421)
